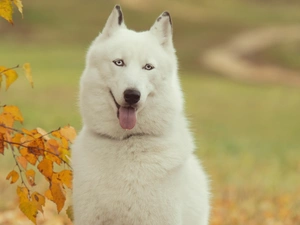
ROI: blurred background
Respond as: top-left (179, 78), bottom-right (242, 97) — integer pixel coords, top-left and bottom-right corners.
top-left (1, 0), bottom-right (300, 224)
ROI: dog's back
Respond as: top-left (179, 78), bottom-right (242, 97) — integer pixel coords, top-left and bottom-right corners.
top-left (73, 5), bottom-right (210, 225)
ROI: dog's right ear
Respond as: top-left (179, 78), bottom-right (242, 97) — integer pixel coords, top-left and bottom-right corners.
top-left (101, 5), bottom-right (126, 38)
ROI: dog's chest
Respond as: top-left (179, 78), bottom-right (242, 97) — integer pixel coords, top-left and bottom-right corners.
top-left (78, 138), bottom-right (183, 224)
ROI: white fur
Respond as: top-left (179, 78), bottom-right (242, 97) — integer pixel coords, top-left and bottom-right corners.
top-left (72, 5), bottom-right (210, 225)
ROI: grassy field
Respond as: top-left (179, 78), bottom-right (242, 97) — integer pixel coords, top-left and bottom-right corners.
top-left (1, 0), bottom-right (300, 224)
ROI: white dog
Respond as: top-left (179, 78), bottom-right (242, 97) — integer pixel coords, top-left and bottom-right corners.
top-left (72, 5), bottom-right (210, 225)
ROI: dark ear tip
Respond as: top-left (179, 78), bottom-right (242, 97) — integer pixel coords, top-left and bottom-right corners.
top-left (162, 11), bottom-right (172, 25)
top-left (115, 5), bottom-right (121, 10)
top-left (162, 11), bottom-right (170, 17)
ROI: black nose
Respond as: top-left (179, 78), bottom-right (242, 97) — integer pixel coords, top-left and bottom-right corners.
top-left (124, 89), bottom-right (141, 105)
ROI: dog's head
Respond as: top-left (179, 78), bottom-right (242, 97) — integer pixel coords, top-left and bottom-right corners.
top-left (80, 5), bottom-right (184, 138)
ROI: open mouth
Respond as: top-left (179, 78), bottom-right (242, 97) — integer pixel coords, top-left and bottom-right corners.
top-left (110, 91), bottom-right (137, 130)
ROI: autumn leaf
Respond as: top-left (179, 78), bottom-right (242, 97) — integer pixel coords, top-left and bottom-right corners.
top-left (45, 189), bottom-right (54, 201)
top-left (25, 169), bottom-right (36, 186)
top-left (50, 181), bottom-right (66, 213)
top-left (20, 147), bottom-right (38, 165)
top-left (13, 0), bottom-right (23, 17)
top-left (59, 146), bottom-right (71, 164)
top-left (12, 133), bottom-right (23, 148)
top-left (17, 186), bottom-right (38, 224)
top-left (17, 155), bottom-right (27, 169)
top-left (51, 130), bottom-right (62, 139)
top-left (23, 63), bottom-right (33, 88)
top-left (0, 0), bottom-right (13, 24)
top-left (6, 170), bottom-right (19, 184)
top-left (45, 138), bottom-right (61, 165)
top-left (37, 158), bottom-right (53, 180)
top-left (0, 66), bottom-right (19, 90)
top-left (59, 170), bottom-right (72, 189)
top-left (3, 105), bottom-right (24, 123)
top-left (46, 139), bottom-right (59, 154)
top-left (32, 192), bottom-right (45, 213)
top-left (27, 138), bottom-right (45, 156)
top-left (60, 125), bottom-right (77, 143)
top-left (0, 113), bottom-right (14, 133)
top-left (19, 201), bottom-right (38, 224)
top-left (22, 128), bottom-right (38, 136)
top-left (17, 186), bottom-right (29, 202)
top-left (52, 129), bottom-right (69, 149)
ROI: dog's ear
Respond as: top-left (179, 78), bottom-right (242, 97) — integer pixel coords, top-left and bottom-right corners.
top-left (150, 11), bottom-right (173, 49)
top-left (101, 5), bottom-right (126, 38)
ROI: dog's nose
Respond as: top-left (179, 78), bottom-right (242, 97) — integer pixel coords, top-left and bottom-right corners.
top-left (124, 89), bottom-right (141, 105)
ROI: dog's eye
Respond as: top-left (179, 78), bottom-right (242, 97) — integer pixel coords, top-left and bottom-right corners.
top-left (113, 59), bottom-right (125, 67)
top-left (143, 64), bottom-right (154, 70)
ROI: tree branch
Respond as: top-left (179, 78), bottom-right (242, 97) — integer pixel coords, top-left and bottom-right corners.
top-left (9, 143), bottom-right (31, 193)
top-left (3, 140), bottom-right (72, 169)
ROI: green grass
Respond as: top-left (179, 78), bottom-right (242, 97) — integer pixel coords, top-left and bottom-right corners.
top-left (182, 75), bottom-right (300, 190)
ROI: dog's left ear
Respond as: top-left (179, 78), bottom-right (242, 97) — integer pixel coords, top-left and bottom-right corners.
top-left (150, 11), bottom-right (173, 49)
top-left (101, 5), bottom-right (126, 38)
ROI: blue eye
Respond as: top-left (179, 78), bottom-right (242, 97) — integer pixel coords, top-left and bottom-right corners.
top-left (113, 59), bottom-right (125, 67)
top-left (143, 64), bottom-right (154, 70)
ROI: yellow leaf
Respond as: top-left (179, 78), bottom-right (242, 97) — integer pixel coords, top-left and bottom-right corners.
top-left (37, 158), bottom-right (53, 180)
top-left (6, 170), bottom-right (19, 184)
top-left (3, 105), bottom-right (24, 123)
top-left (25, 169), bottom-right (36, 186)
top-left (59, 170), bottom-right (72, 189)
top-left (45, 189), bottom-right (54, 201)
top-left (0, 113), bottom-right (14, 133)
top-left (0, 0), bottom-right (13, 24)
top-left (13, 0), bottom-right (23, 17)
top-left (50, 182), bottom-right (66, 213)
top-left (19, 201), bottom-right (38, 224)
top-left (51, 130), bottom-right (62, 139)
top-left (0, 66), bottom-right (18, 90)
top-left (31, 192), bottom-right (45, 213)
top-left (17, 186), bottom-right (29, 202)
top-left (0, 74), bottom-right (2, 88)
top-left (17, 155), bottom-right (27, 169)
top-left (12, 132), bottom-right (23, 148)
top-left (20, 148), bottom-right (38, 165)
top-left (61, 137), bottom-right (69, 149)
top-left (60, 125), bottom-right (77, 143)
top-left (21, 128), bottom-right (38, 136)
top-left (23, 63), bottom-right (33, 88)
top-left (59, 146), bottom-right (71, 164)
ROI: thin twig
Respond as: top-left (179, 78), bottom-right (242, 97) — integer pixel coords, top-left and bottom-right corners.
top-left (9, 143), bottom-right (31, 194)
top-left (3, 140), bottom-right (72, 169)
top-left (0, 65), bottom-right (19, 74)
top-left (0, 124), bottom-right (61, 145)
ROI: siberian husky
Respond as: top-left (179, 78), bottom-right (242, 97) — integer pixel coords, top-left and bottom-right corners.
top-left (72, 5), bottom-right (210, 225)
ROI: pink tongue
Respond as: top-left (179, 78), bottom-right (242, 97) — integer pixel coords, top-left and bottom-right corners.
top-left (119, 107), bottom-right (137, 130)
